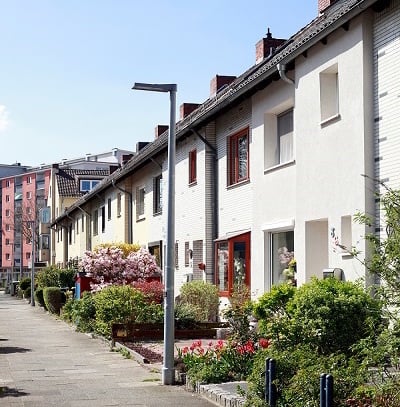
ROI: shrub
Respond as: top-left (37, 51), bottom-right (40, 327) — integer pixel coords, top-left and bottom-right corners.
top-left (19, 277), bottom-right (31, 291)
top-left (80, 246), bottom-right (160, 290)
top-left (253, 278), bottom-right (383, 356)
top-left (246, 345), bottom-right (369, 407)
top-left (23, 287), bottom-right (31, 298)
top-left (174, 302), bottom-right (198, 329)
top-left (71, 292), bottom-right (96, 332)
top-left (93, 285), bottom-right (146, 338)
top-left (36, 266), bottom-right (61, 288)
top-left (223, 283), bottom-right (257, 344)
top-left (94, 242), bottom-right (141, 257)
top-left (133, 280), bottom-right (164, 304)
top-left (43, 287), bottom-right (64, 314)
top-left (58, 268), bottom-right (76, 288)
top-left (178, 338), bottom-right (271, 385)
top-left (34, 288), bottom-right (46, 308)
top-left (178, 281), bottom-right (219, 322)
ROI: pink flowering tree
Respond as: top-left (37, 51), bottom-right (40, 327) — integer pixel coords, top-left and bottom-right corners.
top-left (79, 246), bottom-right (161, 291)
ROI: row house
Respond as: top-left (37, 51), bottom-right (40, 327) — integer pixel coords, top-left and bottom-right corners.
top-left (51, 0), bottom-right (396, 300)
top-left (0, 148), bottom-right (134, 288)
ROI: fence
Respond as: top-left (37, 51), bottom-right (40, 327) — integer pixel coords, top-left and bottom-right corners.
top-left (264, 358), bottom-right (333, 407)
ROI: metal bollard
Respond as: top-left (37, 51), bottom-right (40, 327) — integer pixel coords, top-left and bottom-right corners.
top-left (320, 373), bottom-right (333, 407)
top-left (264, 358), bottom-right (277, 407)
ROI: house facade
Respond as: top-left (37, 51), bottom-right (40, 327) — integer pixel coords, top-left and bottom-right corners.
top-left (51, 0), bottom-right (397, 300)
top-left (0, 148), bottom-right (134, 288)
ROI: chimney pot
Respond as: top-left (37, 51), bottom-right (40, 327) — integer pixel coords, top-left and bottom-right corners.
top-left (255, 29), bottom-right (286, 64)
top-left (318, 0), bottom-right (338, 13)
top-left (180, 103), bottom-right (200, 120)
top-left (154, 125), bottom-right (169, 139)
top-left (210, 75), bottom-right (236, 98)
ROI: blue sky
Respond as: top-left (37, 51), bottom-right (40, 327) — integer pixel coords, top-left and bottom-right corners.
top-left (0, 1), bottom-right (317, 167)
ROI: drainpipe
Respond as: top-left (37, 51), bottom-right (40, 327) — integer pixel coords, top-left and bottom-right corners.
top-left (277, 62), bottom-right (295, 85)
top-left (190, 128), bottom-right (218, 283)
top-left (112, 180), bottom-right (133, 244)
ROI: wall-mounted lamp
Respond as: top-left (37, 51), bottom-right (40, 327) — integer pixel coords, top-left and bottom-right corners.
top-left (198, 262), bottom-right (206, 271)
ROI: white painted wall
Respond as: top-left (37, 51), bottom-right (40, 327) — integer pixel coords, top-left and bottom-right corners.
top-left (251, 12), bottom-right (375, 297)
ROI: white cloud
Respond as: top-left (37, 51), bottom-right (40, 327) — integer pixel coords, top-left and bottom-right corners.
top-left (0, 105), bottom-right (10, 132)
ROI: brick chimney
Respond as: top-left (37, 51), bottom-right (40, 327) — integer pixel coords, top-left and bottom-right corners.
top-left (256, 28), bottom-right (286, 64)
top-left (210, 75), bottom-right (236, 98)
top-left (180, 103), bottom-right (200, 120)
top-left (155, 125), bottom-right (169, 139)
top-left (318, 0), bottom-right (338, 13)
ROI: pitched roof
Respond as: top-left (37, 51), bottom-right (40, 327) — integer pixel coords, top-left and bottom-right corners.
top-left (52, 0), bottom-right (380, 223)
top-left (56, 169), bottom-right (110, 197)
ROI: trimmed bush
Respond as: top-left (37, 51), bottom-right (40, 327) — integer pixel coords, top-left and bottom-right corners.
top-left (43, 287), bottom-right (64, 314)
top-left (253, 278), bottom-right (383, 356)
top-left (34, 288), bottom-right (46, 308)
top-left (19, 277), bottom-right (31, 291)
top-left (23, 286), bottom-right (31, 298)
top-left (58, 268), bottom-right (76, 289)
top-left (178, 281), bottom-right (219, 322)
top-left (93, 285), bottom-right (146, 338)
top-left (71, 292), bottom-right (96, 332)
top-left (36, 266), bottom-right (60, 288)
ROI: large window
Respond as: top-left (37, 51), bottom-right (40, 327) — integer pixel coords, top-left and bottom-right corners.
top-left (153, 175), bottom-right (162, 215)
top-left (228, 128), bottom-right (249, 186)
top-left (189, 149), bottom-right (197, 184)
top-left (270, 230), bottom-right (294, 286)
top-left (320, 63), bottom-right (339, 123)
top-left (215, 232), bottom-right (250, 296)
top-left (136, 186), bottom-right (145, 220)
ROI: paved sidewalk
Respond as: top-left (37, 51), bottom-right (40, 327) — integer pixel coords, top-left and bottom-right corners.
top-left (0, 291), bottom-right (216, 407)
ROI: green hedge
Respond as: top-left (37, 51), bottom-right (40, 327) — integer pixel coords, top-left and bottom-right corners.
top-left (93, 285), bottom-right (147, 338)
top-left (34, 288), bottom-right (46, 308)
top-left (43, 287), bottom-right (65, 314)
top-left (19, 277), bottom-right (31, 291)
top-left (178, 281), bottom-right (219, 322)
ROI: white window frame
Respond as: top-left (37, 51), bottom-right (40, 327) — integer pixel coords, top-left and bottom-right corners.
top-left (320, 63), bottom-right (340, 124)
top-left (80, 179), bottom-right (100, 192)
top-left (136, 186), bottom-right (145, 221)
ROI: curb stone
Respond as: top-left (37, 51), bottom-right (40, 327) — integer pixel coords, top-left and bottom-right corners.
top-left (186, 380), bottom-right (247, 407)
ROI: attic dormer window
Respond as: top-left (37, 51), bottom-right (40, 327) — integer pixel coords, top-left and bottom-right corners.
top-left (80, 179), bottom-right (100, 192)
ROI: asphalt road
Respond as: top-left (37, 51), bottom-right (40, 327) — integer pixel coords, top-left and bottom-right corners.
top-left (0, 291), bottom-right (216, 407)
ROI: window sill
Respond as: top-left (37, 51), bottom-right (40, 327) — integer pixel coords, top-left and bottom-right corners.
top-left (188, 180), bottom-right (197, 187)
top-left (320, 113), bottom-right (341, 127)
top-left (227, 178), bottom-right (250, 190)
top-left (340, 252), bottom-right (354, 259)
top-left (153, 211), bottom-right (162, 217)
top-left (264, 160), bottom-right (295, 174)
top-left (136, 217), bottom-right (146, 223)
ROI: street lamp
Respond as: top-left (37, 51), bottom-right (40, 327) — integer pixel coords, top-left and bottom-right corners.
top-left (30, 220), bottom-right (36, 306)
top-left (132, 82), bottom-right (177, 385)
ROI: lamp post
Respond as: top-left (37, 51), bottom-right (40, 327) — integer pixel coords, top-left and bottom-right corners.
top-left (30, 220), bottom-right (36, 306)
top-left (132, 82), bottom-right (177, 385)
